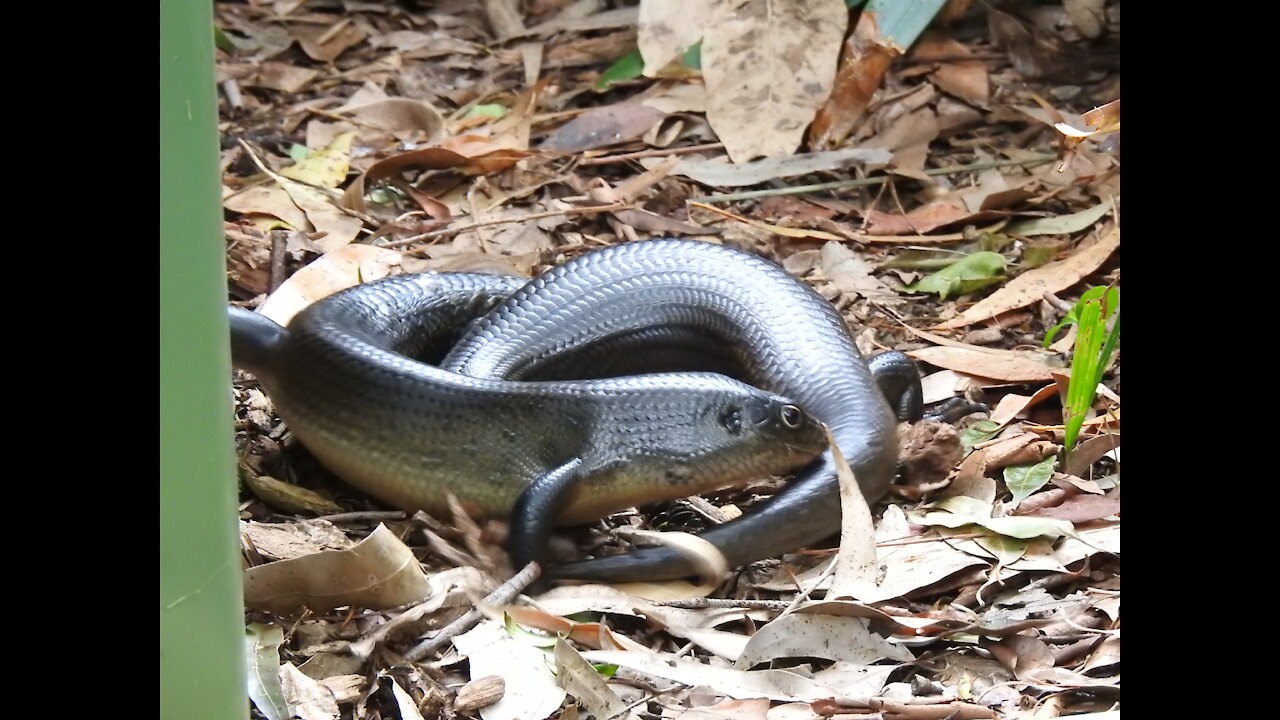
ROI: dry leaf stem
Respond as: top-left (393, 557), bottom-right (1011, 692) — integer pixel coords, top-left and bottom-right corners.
top-left (579, 142), bottom-right (726, 166)
top-left (687, 154), bottom-right (1058, 204)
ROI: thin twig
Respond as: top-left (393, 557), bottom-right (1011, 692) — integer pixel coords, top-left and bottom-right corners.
top-left (315, 510), bottom-right (409, 523)
top-left (686, 154), bottom-right (1058, 205)
top-left (404, 562), bottom-right (541, 662)
top-left (654, 597), bottom-right (792, 610)
top-left (579, 142), bottom-right (725, 166)
top-left (385, 203), bottom-right (634, 251)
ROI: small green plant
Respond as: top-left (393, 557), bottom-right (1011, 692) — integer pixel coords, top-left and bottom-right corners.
top-left (1045, 286), bottom-right (1120, 458)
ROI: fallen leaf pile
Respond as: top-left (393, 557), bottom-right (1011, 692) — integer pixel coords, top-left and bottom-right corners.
top-left (221, 1), bottom-right (1119, 718)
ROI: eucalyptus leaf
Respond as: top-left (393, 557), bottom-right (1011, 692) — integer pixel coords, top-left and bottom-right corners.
top-left (960, 420), bottom-right (1002, 453)
top-left (1007, 200), bottom-right (1114, 236)
top-left (1005, 455), bottom-right (1057, 507)
top-left (902, 251), bottom-right (1006, 299)
top-left (595, 50), bottom-right (644, 91)
top-left (245, 623), bottom-right (288, 720)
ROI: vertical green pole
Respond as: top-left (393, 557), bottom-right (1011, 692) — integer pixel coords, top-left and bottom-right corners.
top-left (160, 1), bottom-right (245, 718)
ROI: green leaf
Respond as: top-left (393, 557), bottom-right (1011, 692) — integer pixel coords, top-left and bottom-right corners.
top-left (595, 50), bottom-right (644, 91)
top-left (976, 232), bottom-right (1014, 253)
top-left (464, 103), bottom-right (508, 120)
top-left (960, 420), bottom-right (1002, 453)
top-left (935, 495), bottom-right (992, 517)
top-left (921, 512), bottom-right (1075, 540)
top-left (902, 251), bottom-right (1006, 299)
top-left (1021, 244), bottom-right (1058, 268)
top-left (1004, 455), bottom-right (1057, 507)
top-left (975, 533), bottom-right (1029, 564)
top-left (681, 41), bottom-right (702, 70)
top-left (213, 26), bottom-right (236, 53)
top-left (503, 613), bottom-right (560, 648)
top-left (880, 249), bottom-right (964, 271)
top-left (592, 663), bottom-right (620, 676)
top-left (287, 143), bottom-right (308, 163)
top-left (245, 624), bottom-right (288, 720)
top-left (1007, 199), bottom-right (1114, 236)
top-left (1060, 287), bottom-right (1119, 455)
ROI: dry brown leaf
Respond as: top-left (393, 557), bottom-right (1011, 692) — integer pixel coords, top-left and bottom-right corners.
top-left (341, 145), bottom-right (530, 213)
top-left (258, 244), bottom-right (402, 325)
top-left (988, 383), bottom-right (1059, 426)
top-left (639, 0), bottom-right (710, 76)
top-left (338, 97), bottom-right (445, 143)
top-left (809, 10), bottom-right (898, 150)
top-left (243, 524), bottom-right (430, 614)
top-left (1023, 492), bottom-right (1119, 523)
top-left (911, 32), bottom-right (990, 107)
top-left (224, 184), bottom-right (310, 230)
top-left (483, 0), bottom-right (525, 40)
top-left (703, 0), bottom-right (847, 163)
top-left (934, 225), bottom-right (1119, 329)
top-left (293, 21), bottom-right (368, 63)
top-left (818, 241), bottom-right (901, 304)
top-left (249, 62), bottom-right (318, 93)
top-left (861, 199), bottom-right (1004, 235)
top-left (540, 103), bottom-right (667, 152)
top-left (907, 345), bottom-right (1058, 382)
top-left (1063, 433), bottom-right (1121, 477)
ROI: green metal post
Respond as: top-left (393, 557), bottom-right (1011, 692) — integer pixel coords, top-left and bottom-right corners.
top-left (160, 1), bottom-right (245, 717)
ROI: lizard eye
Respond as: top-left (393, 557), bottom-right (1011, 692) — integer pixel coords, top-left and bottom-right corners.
top-left (779, 404), bottom-right (803, 429)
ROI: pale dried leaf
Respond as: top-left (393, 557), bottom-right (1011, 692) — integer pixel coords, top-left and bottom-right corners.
top-left (673, 698), bottom-right (770, 720)
top-left (243, 524), bottom-right (430, 613)
top-left (639, 0), bottom-right (710, 75)
top-left (274, 176), bottom-right (364, 252)
top-left (703, 0), bottom-right (848, 163)
top-left (279, 663), bottom-right (340, 720)
top-left (553, 640), bottom-right (629, 720)
top-left (933, 225), bottom-right (1119, 329)
top-left (640, 82), bottom-right (709, 114)
top-left (827, 432), bottom-right (879, 600)
top-left (338, 97), bottom-right (445, 143)
top-left (250, 62), bottom-right (318, 93)
top-left (258, 244), bottom-right (402, 326)
top-left (655, 148), bottom-right (891, 187)
top-left (241, 520), bottom-right (353, 562)
top-left (906, 345), bottom-right (1058, 382)
top-left (835, 505), bottom-right (986, 603)
top-left (224, 184), bottom-right (309, 230)
top-left (514, 6), bottom-right (639, 37)
top-left (580, 648), bottom-right (847, 702)
top-left (735, 614), bottom-right (911, 669)
top-left (293, 22), bottom-right (367, 63)
top-left (819, 241), bottom-right (901, 303)
top-left (386, 676), bottom-right (428, 720)
top-left (452, 622), bottom-right (566, 720)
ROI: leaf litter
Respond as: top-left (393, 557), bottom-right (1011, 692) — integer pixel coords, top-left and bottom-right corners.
top-left (219, 1), bottom-right (1119, 718)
